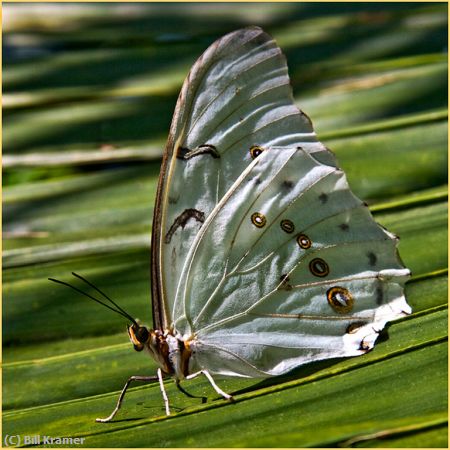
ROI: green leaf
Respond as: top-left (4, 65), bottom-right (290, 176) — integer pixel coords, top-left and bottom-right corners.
top-left (3, 3), bottom-right (447, 447)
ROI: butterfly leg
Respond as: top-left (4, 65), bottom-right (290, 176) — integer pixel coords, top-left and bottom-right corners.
top-left (95, 371), bottom-right (161, 423)
top-left (157, 367), bottom-right (171, 416)
top-left (186, 370), bottom-right (234, 402)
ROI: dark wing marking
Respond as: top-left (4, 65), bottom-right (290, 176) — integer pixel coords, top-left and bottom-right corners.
top-left (177, 144), bottom-right (220, 160)
top-left (164, 208), bottom-right (205, 244)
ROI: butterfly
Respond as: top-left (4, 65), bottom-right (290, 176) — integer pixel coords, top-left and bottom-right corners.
top-left (50, 26), bottom-right (411, 422)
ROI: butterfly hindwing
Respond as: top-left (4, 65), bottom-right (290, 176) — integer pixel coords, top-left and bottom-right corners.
top-left (172, 146), bottom-right (410, 377)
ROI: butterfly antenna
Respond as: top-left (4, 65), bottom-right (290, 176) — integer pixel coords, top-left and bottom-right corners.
top-left (71, 272), bottom-right (136, 322)
top-left (48, 275), bottom-right (137, 326)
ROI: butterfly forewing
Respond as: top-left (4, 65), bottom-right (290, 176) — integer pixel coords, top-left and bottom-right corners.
top-left (152, 27), bottom-right (336, 328)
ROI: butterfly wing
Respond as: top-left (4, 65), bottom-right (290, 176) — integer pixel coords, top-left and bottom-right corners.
top-left (173, 146), bottom-right (410, 377)
top-left (151, 27), bottom-right (334, 329)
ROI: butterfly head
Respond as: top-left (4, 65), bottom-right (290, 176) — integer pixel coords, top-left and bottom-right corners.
top-left (127, 325), bottom-right (174, 375)
top-left (48, 272), bottom-right (177, 375)
top-left (130, 327), bottom-right (176, 375)
top-left (127, 323), bottom-right (150, 352)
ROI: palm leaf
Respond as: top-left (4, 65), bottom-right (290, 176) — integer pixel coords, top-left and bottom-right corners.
top-left (3, 3), bottom-right (447, 447)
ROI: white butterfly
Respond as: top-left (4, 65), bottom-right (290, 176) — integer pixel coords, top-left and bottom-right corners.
top-left (58, 26), bottom-right (412, 422)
